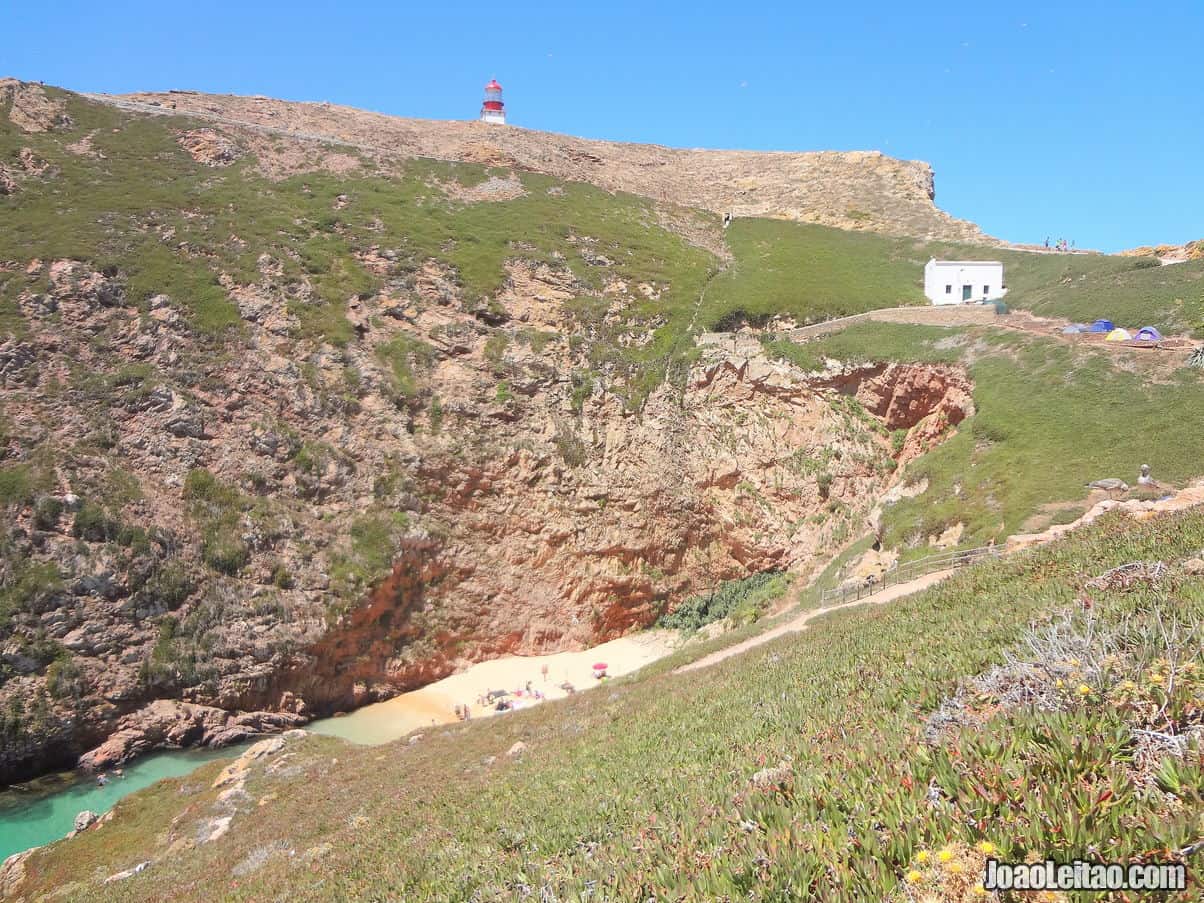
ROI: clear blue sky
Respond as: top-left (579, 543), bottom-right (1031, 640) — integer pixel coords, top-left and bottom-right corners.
top-left (7, 1), bottom-right (1201, 252)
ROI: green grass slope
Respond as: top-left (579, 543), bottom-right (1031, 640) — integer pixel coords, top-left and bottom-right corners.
top-left (17, 506), bottom-right (1203, 901)
top-left (703, 216), bottom-right (1204, 336)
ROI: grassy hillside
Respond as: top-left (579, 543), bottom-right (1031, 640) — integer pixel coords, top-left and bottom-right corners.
top-left (768, 321), bottom-right (1204, 549)
top-left (15, 505), bottom-right (1202, 901)
top-left (0, 88), bottom-right (718, 406)
top-left (703, 216), bottom-right (1203, 337)
top-left (1008, 258), bottom-right (1204, 335)
top-left (701, 219), bottom-right (929, 327)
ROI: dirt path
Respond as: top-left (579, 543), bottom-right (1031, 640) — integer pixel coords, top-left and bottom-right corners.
top-left (673, 569), bottom-right (954, 675)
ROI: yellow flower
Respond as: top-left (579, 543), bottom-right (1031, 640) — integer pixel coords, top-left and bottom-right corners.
top-left (938, 848), bottom-right (954, 863)
top-left (973, 886), bottom-right (989, 897)
top-left (916, 850), bottom-right (930, 864)
top-left (906, 870), bottom-right (923, 884)
top-left (1055, 679), bottom-right (1065, 689)
top-left (949, 862), bottom-right (965, 874)
top-left (1077, 684), bottom-right (1092, 697)
top-left (977, 840), bottom-right (996, 855)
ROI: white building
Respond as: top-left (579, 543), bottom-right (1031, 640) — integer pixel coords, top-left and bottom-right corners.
top-left (923, 259), bottom-right (1006, 305)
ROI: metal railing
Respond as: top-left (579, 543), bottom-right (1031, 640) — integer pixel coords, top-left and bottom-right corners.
top-left (818, 545), bottom-right (1003, 607)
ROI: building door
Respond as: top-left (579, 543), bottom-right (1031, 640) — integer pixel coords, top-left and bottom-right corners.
top-left (962, 284), bottom-right (972, 301)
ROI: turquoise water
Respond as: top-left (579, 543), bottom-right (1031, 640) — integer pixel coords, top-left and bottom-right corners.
top-left (0, 745), bottom-right (239, 862)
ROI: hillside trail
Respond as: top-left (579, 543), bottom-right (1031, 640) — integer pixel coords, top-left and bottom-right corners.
top-left (675, 476), bottom-right (1204, 677)
top-left (673, 568), bottom-right (953, 675)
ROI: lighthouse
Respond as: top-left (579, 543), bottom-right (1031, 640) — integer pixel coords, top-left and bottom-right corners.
top-left (480, 79), bottom-right (506, 125)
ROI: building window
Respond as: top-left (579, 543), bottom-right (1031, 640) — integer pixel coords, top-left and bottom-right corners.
top-left (983, 285), bottom-right (990, 295)
top-left (945, 284), bottom-right (952, 294)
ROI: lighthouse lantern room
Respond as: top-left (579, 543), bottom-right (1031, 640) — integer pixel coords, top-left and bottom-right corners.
top-left (480, 79), bottom-right (506, 125)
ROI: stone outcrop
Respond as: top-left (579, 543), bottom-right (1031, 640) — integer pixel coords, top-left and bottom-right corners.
top-left (1119, 239), bottom-right (1204, 262)
top-left (177, 128), bottom-right (243, 166)
top-left (1, 78), bottom-right (73, 132)
top-left (77, 700), bottom-right (306, 772)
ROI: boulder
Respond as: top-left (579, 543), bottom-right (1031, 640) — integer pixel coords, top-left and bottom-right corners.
top-left (73, 810), bottom-right (99, 832)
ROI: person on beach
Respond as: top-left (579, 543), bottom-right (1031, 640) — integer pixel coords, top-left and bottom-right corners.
top-left (541, 664), bottom-right (549, 682)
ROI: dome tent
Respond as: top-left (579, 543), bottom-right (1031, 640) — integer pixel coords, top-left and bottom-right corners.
top-left (1086, 319), bottom-right (1115, 333)
top-left (1105, 328), bottom-right (1132, 342)
top-left (1133, 326), bottom-right (1163, 342)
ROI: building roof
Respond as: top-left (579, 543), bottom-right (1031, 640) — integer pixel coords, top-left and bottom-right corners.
top-left (927, 259), bottom-right (1003, 266)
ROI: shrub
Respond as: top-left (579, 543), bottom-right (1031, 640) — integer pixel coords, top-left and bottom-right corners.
top-left (183, 468), bottom-right (238, 507)
top-left (570, 370), bottom-right (596, 413)
top-left (553, 421), bottom-right (588, 468)
top-left (140, 562), bottom-right (193, 610)
top-left (32, 495), bottom-right (63, 530)
top-left (45, 657), bottom-right (86, 699)
top-left (71, 502), bottom-right (118, 542)
top-left (816, 471), bottom-right (834, 499)
top-left (891, 429), bottom-right (908, 455)
top-left (0, 561), bottom-right (63, 629)
top-left (657, 572), bottom-right (788, 633)
top-left (271, 563), bottom-right (295, 589)
top-left (201, 531), bottom-right (250, 576)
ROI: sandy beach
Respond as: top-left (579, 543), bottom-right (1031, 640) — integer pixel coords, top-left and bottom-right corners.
top-left (310, 629), bottom-right (679, 745)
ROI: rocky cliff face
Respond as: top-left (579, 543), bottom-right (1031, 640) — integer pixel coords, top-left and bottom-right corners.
top-left (0, 248), bottom-right (971, 780)
top-left (0, 80), bottom-right (975, 782)
top-left (106, 89), bottom-right (989, 242)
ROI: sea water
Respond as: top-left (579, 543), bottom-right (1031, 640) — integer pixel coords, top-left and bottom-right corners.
top-left (0, 745), bottom-right (238, 862)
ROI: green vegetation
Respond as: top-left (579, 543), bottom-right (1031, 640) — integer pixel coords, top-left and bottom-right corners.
top-left (183, 468), bottom-right (250, 576)
top-left (774, 321), bottom-right (1204, 549)
top-left (0, 561), bottom-right (62, 632)
top-left (703, 219), bottom-right (928, 326)
top-left (657, 572), bottom-right (790, 633)
top-left (0, 464), bottom-right (35, 506)
top-left (764, 321), bottom-right (962, 371)
top-left (22, 506), bottom-right (1203, 901)
top-left (329, 511), bottom-right (411, 601)
top-left (1006, 256), bottom-right (1204, 335)
top-left (374, 335), bottom-right (435, 402)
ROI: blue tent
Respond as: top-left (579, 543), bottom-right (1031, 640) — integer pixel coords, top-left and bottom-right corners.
top-left (1134, 326), bottom-right (1163, 342)
top-left (1086, 319), bottom-right (1115, 333)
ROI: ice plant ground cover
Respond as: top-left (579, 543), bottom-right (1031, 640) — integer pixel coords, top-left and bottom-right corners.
top-left (13, 505), bottom-right (1202, 901)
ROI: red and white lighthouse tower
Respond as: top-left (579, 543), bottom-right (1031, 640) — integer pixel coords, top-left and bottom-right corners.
top-left (480, 79), bottom-right (506, 125)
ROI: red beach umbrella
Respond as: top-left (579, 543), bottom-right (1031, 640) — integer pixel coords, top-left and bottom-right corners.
top-left (592, 662), bottom-right (608, 671)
